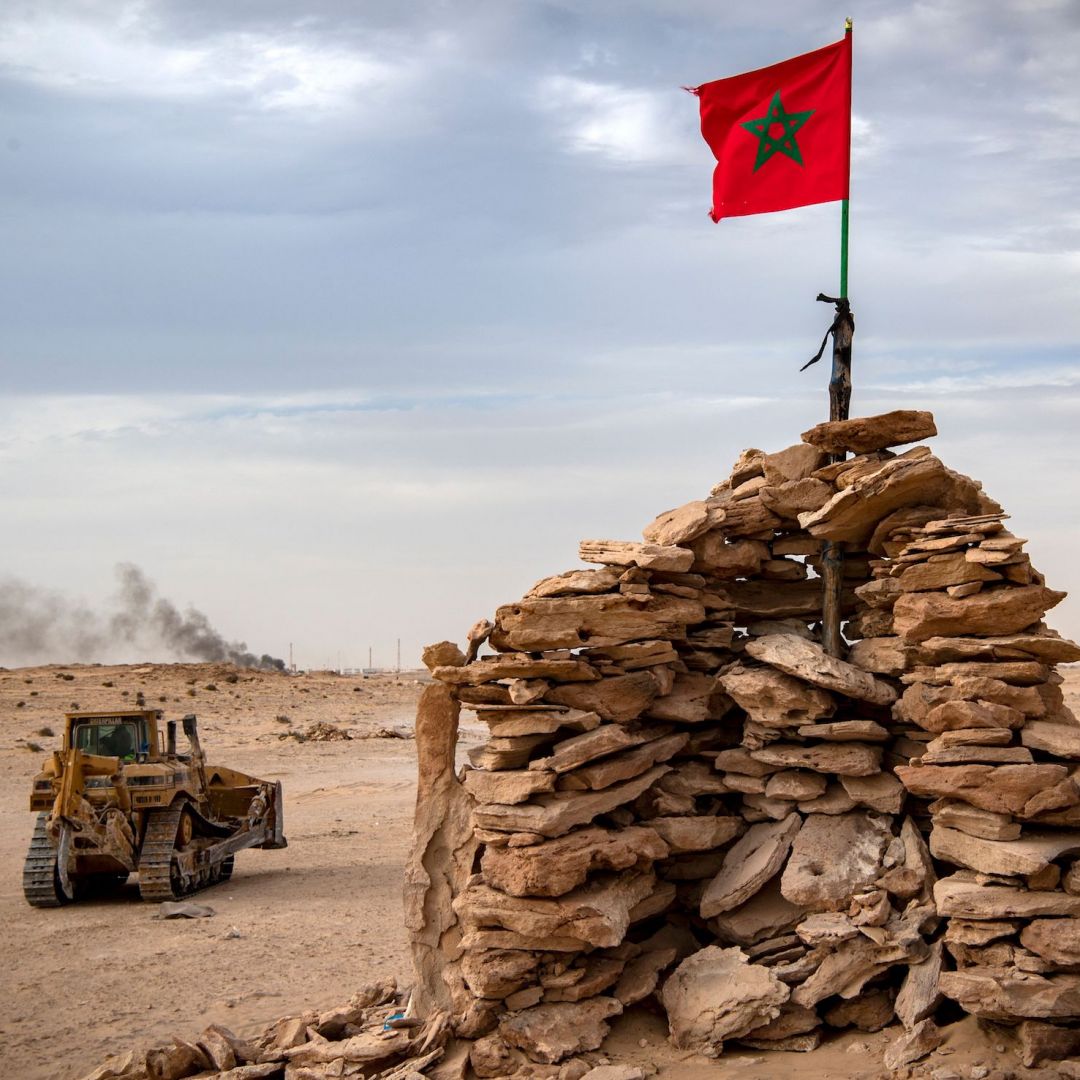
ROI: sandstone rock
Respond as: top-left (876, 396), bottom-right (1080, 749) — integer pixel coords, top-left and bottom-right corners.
top-left (898, 554), bottom-right (1001, 593)
top-left (846, 637), bottom-right (909, 676)
top-left (925, 727), bottom-right (1013, 750)
top-left (921, 698), bottom-right (1025, 733)
top-left (759, 478), bottom-right (833, 519)
top-left (1020, 919), bottom-right (1080, 968)
top-left (545, 673), bottom-right (660, 723)
top-left (499, 998), bottom-right (623, 1064)
top-left (745, 633), bottom-right (897, 705)
top-left (700, 815), bottom-right (801, 918)
top-left (896, 763), bottom-right (1076, 819)
top-left (1022, 721), bottom-right (1080, 759)
top-left (661, 946), bottom-right (790, 1055)
top-left (480, 709), bottom-right (602, 738)
top-left (657, 760), bottom-right (731, 797)
top-left (796, 720), bottom-right (890, 742)
top-left (896, 939), bottom-right (943, 1029)
top-left (648, 815), bottom-right (743, 853)
top-left (766, 770), bottom-right (828, 802)
top-left (455, 872), bottom-right (656, 949)
top-left (824, 989), bottom-right (896, 1031)
top-left (492, 594), bottom-right (705, 652)
top-left (943, 918), bottom-right (1019, 946)
top-left (919, 745), bottom-right (1034, 765)
top-left (763, 443), bottom-right (828, 485)
top-left (780, 812), bottom-right (891, 911)
top-left (892, 585), bottom-right (1066, 644)
top-left (711, 876), bottom-right (805, 946)
top-left (613, 946), bottom-right (679, 1006)
top-left (938, 969), bottom-right (1080, 1020)
top-left (579, 539), bottom-right (694, 572)
top-left (914, 631), bottom-right (1080, 665)
top-left (802, 410), bottom-right (938, 455)
top-left (882, 1019), bottom-right (943, 1070)
top-left (930, 801), bottom-right (1020, 841)
top-left (800, 452), bottom-right (989, 546)
top-left (460, 949), bottom-right (540, 1000)
top-left (558, 732), bottom-right (689, 791)
top-left (906, 659), bottom-right (1050, 686)
top-left (792, 935), bottom-right (919, 1008)
top-left (481, 826), bottom-right (668, 898)
top-left (464, 769), bottom-right (558, 805)
top-left (1018, 1020), bottom-right (1080, 1068)
top-left (718, 663), bottom-right (835, 728)
top-left (530, 724), bottom-right (667, 775)
top-left (580, 1067), bottom-right (646, 1080)
top-left (423, 640), bottom-right (466, 671)
top-left (527, 567), bottom-right (622, 599)
top-left (642, 501), bottom-right (713, 546)
top-left (798, 784), bottom-right (859, 815)
top-left (468, 732), bottom-right (558, 770)
top-left (934, 874), bottom-right (1080, 919)
top-left (437, 655), bottom-right (601, 686)
top-left (840, 772), bottom-right (905, 814)
top-left (750, 742), bottom-right (883, 777)
top-left (688, 535), bottom-right (769, 577)
top-left (645, 672), bottom-right (722, 724)
top-left (470, 1033), bottom-right (521, 1078)
top-left (472, 765), bottom-right (671, 838)
top-left (737, 1001), bottom-right (820, 1043)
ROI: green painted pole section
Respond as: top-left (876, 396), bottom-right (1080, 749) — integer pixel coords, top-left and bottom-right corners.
top-left (840, 197), bottom-right (849, 298)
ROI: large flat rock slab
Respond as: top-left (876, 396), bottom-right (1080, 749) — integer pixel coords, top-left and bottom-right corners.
top-left (892, 585), bottom-right (1066, 644)
top-left (939, 969), bottom-right (1080, 1021)
top-left (700, 814), bottom-right (801, 918)
top-left (472, 764), bottom-right (671, 837)
top-left (745, 633), bottom-right (897, 706)
top-left (661, 946), bottom-right (789, 1055)
top-left (491, 593), bottom-right (706, 651)
top-left (896, 762), bottom-right (1076, 820)
top-left (929, 826), bottom-right (1080, 877)
top-left (801, 410), bottom-right (938, 455)
top-left (481, 825), bottom-right (668, 898)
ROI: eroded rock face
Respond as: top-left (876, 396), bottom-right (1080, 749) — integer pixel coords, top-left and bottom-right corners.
top-left (661, 947), bottom-right (789, 1056)
top-left (780, 812), bottom-right (891, 911)
top-left (499, 998), bottom-right (624, 1064)
top-left (480, 826), bottom-right (669, 898)
top-left (718, 663), bottom-right (835, 729)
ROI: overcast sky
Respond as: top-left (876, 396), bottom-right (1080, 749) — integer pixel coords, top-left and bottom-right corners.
top-left (2, 0), bottom-right (1079, 669)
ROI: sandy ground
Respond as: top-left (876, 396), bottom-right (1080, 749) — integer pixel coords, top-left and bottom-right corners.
top-left (2, 661), bottom-right (1078, 1079)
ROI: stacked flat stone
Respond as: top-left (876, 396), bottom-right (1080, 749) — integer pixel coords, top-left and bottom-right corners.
top-left (405, 409), bottom-right (1080, 1077)
top-left (867, 516), bottom-right (1080, 1065)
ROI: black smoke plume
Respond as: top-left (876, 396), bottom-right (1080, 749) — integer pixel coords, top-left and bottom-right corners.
top-left (0, 563), bottom-right (286, 671)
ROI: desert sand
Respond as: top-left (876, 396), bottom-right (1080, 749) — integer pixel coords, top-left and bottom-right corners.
top-left (3, 660), bottom-right (1078, 1079)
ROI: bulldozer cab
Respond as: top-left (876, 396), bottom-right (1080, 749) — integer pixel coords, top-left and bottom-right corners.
top-left (65, 710), bottom-right (160, 762)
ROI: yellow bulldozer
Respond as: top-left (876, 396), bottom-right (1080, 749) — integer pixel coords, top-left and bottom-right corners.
top-left (24, 708), bottom-right (286, 907)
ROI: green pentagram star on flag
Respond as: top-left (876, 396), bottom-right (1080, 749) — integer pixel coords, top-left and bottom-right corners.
top-left (741, 91), bottom-right (815, 171)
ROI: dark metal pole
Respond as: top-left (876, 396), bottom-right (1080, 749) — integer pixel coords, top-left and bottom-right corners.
top-left (821, 299), bottom-right (853, 656)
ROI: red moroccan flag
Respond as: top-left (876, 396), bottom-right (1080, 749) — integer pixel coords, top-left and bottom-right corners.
top-left (691, 36), bottom-right (851, 222)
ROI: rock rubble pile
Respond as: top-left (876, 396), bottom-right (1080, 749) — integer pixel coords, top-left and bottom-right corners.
top-left (406, 409), bottom-right (1080, 1075)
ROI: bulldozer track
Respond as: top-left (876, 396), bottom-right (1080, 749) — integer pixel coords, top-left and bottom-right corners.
top-left (137, 803), bottom-right (188, 902)
top-left (23, 813), bottom-right (64, 908)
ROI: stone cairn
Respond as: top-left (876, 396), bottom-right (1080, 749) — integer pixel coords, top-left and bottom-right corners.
top-left (406, 408), bottom-right (1080, 1077)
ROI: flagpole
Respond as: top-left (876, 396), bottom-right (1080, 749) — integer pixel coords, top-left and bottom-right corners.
top-left (821, 17), bottom-right (854, 658)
